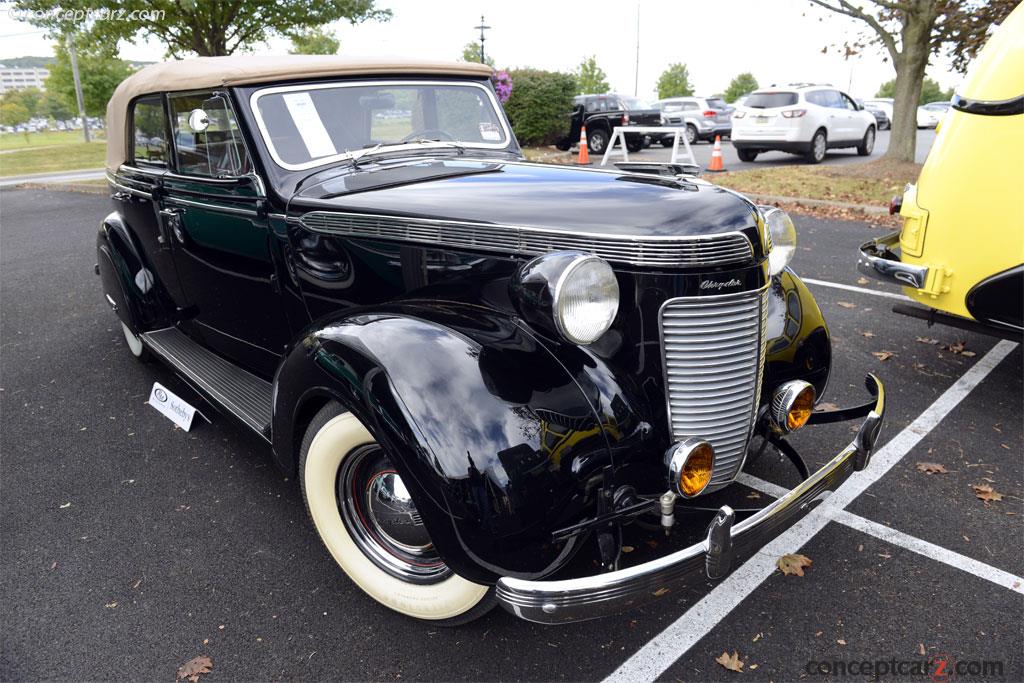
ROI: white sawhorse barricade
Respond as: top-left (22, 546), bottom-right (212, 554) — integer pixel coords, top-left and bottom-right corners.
top-left (599, 126), bottom-right (697, 167)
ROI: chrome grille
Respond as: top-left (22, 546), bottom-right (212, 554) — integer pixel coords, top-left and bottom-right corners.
top-left (299, 211), bottom-right (754, 267)
top-left (660, 289), bottom-right (768, 490)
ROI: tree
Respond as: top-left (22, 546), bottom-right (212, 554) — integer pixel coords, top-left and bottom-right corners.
top-left (461, 41), bottom-right (494, 67)
top-left (38, 89), bottom-right (74, 120)
top-left (723, 72), bottom-right (759, 103)
top-left (288, 27), bottom-right (340, 55)
top-left (0, 87), bottom-right (43, 120)
top-left (44, 39), bottom-right (132, 117)
top-left (13, 0), bottom-right (390, 57)
top-left (0, 99), bottom-right (31, 127)
top-left (574, 56), bottom-right (609, 95)
top-left (656, 63), bottom-right (694, 99)
top-left (807, 0), bottom-right (1017, 163)
top-left (876, 76), bottom-right (952, 103)
top-left (503, 69), bottom-right (577, 146)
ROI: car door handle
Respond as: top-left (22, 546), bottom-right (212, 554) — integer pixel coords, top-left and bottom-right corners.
top-left (158, 207), bottom-right (186, 244)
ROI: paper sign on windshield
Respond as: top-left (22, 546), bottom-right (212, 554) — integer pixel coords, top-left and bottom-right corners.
top-left (282, 92), bottom-right (337, 159)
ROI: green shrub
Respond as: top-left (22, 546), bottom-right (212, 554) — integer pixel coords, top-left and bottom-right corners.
top-left (503, 69), bottom-right (576, 146)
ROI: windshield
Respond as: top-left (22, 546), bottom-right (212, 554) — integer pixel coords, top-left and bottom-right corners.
top-left (745, 92), bottom-right (798, 108)
top-left (705, 97), bottom-right (726, 110)
top-left (251, 81), bottom-right (510, 170)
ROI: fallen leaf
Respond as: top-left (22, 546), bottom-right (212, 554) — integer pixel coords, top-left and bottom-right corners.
top-left (861, 331), bottom-right (876, 338)
top-left (752, 632), bottom-right (762, 642)
top-left (915, 336), bottom-right (940, 345)
top-left (857, 544), bottom-right (863, 552)
top-left (837, 301), bottom-right (857, 309)
top-left (715, 651), bottom-right (745, 673)
top-left (777, 553), bottom-right (813, 577)
top-left (872, 351), bottom-right (894, 361)
top-left (837, 639), bottom-right (847, 645)
top-left (59, 503), bottom-right (71, 509)
top-left (971, 483), bottom-right (1004, 502)
top-left (916, 462), bottom-right (949, 474)
top-left (944, 340), bottom-right (966, 354)
top-left (815, 631), bottom-right (823, 637)
top-left (177, 655), bottom-right (213, 683)
top-left (750, 663), bottom-right (759, 670)
top-left (857, 277), bottom-right (870, 285)
top-left (653, 587), bottom-right (670, 597)
top-left (918, 643), bottom-right (926, 656)
top-left (104, 601), bottom-right (118, 609)
top-left (961, 351), bottom-right (976, 357)
top-left (621, 545), bottom-right (635, 554)
top-left (746, 491), bottom-right (761, 499)
top-left (817, 401), bottom-right (841, 411)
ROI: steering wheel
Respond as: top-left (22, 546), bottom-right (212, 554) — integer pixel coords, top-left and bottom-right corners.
top-left (401, 128), bottom-right (456, 142)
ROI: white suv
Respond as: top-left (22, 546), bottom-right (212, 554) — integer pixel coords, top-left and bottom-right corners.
top-left (731, 85), bottom-right (878, 163)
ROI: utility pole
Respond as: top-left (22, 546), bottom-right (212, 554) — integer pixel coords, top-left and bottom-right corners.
top-left (633, 4), bottom-right (640, 96)
top-left (474, 15), bottom-right (491, 64)
top-left (67, 32), bottom-right (91, 143)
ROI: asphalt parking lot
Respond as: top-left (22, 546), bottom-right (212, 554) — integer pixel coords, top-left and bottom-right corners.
top-left (592, 128), bottom-right (937, 170)
top-left (1, 188), bottom-right (1020, 681)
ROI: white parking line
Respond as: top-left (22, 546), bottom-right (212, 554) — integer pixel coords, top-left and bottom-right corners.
top-left (604, 339), bottom-right (1018, 683)
top-left (801, 277), bottom-right (907, 301)
top-left (736, 473), bottom-right (1024, 596)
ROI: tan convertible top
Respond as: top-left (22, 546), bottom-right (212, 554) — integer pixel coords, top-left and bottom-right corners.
top-left (105, 55), bottom-right (494, 171)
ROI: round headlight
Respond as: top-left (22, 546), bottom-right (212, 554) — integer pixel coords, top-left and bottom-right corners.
top-left (761, 207), bottom-right (797, 276)
top-left (510, 251), bottom-right (620, 346)
top-left (554, 255), bottom-right (620, 345)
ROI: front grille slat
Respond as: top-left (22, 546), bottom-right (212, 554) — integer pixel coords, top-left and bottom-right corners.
top-left (661, 290), bottom-right (768, 490)
top-left (299, 211), bottom-right (755, 268)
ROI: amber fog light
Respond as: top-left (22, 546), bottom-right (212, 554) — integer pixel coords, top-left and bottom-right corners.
top-left (769, 380), bottom-right (816, 433)
top-left (665, 439), bottom-right (715, 498)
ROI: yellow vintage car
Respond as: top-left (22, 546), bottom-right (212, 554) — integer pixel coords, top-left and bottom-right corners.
top-left (859, 4), bottom-right (1023, 341)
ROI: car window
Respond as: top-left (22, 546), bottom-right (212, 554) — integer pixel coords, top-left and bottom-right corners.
top-left (705, 97), bottom-right (726, 110)
top-left (620, 97), bottom-right (651, 110)
top-left (170, 92), bottom-right (252, 177)
top-left (585, 97), bottom-right (597, 112)
top-left (682, 102), bottom-right (699, 111)
top-left (745, 92), bottom-right (798, 108)
top-left (804, 91), bottom-right (824, 106)
top-left (840, 93), bottom-right (858, 110)
top-left (132, 95), bottom-right (169, 168)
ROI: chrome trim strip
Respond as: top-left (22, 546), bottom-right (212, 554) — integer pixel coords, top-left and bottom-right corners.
top-left (164, 195), bottom-right (260, 217)
top-left (495, 376), bottom-right (885, 624)
top-left (298, 211), bottom-right (754, 267)
top-left (658, 287), bottom-right (768, 490)
top-left (249, 80), bottom-right (514, 172)
top-left (106, 172), bottom-right (153, 199)
top-left (857, 231), bottom-right (928, 289)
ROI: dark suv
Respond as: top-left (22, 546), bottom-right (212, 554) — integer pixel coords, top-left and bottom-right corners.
top-left (557, 93), bottom-right (661, 154)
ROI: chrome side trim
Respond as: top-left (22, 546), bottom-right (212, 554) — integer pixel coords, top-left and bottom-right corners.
top-left (164, 195), bottom-right (260, 217)
top-left (298, 211), bottom-right (755, 267)
top-left (106, 172), bottom-right (153, 199)
top-left (658, 287), bottom-right (769, 490)
top-left (495, 376), bottom-right (885, 624)
top-left (858, 231), bottom-right (928, 289)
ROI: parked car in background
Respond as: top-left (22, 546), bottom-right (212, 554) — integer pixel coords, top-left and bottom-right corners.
top-left (859, 4), bottom-right (1023, 341)
top-left (730, 95), bottom-right (749, 108)
top-left (556, 93), bottom-right (661, 154)
top-left (917, 101), bottom-right (952, 128)
top-left (653, 95), bottom-right (731, 145)
top-left (732, 84), bottom-right (877, 163)
top-left (863, 97), bottom-right (893, 121)
top-left (98, 54), bottom-right (885, 627)
top-left (859, 100), bottom-right (891, 130)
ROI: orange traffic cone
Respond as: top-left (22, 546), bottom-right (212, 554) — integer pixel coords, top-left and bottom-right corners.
top-left (577, 125), bottom-right (590, 165)
top-left (706, 135), bottom-right (726, 172)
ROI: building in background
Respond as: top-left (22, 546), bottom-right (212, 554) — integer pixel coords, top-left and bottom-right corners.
top-left (0, 66), bottom-right (50, 93)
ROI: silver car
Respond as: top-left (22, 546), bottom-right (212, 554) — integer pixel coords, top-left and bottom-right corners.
top-left (654, 96), bottom-right (731, 145)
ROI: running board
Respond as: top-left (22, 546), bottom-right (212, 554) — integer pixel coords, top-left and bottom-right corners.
top-left (142, 327), bottom-right (272, 439)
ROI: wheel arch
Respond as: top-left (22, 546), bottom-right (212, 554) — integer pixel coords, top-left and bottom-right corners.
top-left (96, 211), bottom-right (168, 332)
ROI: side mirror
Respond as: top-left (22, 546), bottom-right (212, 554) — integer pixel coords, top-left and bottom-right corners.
top-left (187, 109), bottom-right (210, 133)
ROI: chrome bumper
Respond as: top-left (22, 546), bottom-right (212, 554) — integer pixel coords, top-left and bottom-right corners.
top-left (857, 231), bottom-right (928, 289)
top-left (495, 375), bottom-right (885, 624)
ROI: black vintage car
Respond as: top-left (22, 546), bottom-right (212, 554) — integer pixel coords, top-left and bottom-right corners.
top-left (556, 93), bottom-right (662, 154)
top-left (98, 56), bottom-right (885, 625)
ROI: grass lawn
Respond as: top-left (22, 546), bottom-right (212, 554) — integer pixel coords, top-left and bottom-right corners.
top-left (0, 141), bottom-right (106, 177)
top-left (708, 159), bottom-right (921, 206)
top-left (0, 129), bottom-right (106, 151)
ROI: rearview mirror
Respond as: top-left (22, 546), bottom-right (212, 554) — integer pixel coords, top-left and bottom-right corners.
top-left (187, 109), bottom-right (209, 133)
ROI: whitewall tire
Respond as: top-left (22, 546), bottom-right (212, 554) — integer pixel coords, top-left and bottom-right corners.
top-left (299, 402), bottom-right (493, 624)
top-left (121, 321), bottom-right (150, 361)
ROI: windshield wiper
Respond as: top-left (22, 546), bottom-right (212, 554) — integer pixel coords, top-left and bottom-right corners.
top-left (402, 139), bottom-right (466, 154)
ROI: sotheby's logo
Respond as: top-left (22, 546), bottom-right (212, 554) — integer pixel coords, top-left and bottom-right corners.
top-left (700, 278), bottom-right (742, 291)
top-left (147, 382), bottom-right (197, 431)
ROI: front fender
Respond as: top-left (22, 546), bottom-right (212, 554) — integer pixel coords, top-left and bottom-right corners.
top-left (763, 269), bottom-right (832, 400)
top-left (272, 302), bottom-right (613, 583)
top-left (96, 211), bottom-right (167, 331)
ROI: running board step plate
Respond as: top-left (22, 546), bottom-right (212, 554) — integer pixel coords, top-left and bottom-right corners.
top-left (142, 327), bottom-right (272, 438)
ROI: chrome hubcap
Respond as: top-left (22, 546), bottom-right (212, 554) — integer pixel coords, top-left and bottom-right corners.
top-left (866, 129), bottom-right (875, 153)
top-left (687, 127), bottom-right (696, 143)
top-left (337, 445), bottom-right (449, 584)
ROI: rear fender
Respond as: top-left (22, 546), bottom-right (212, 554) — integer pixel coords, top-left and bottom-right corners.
top-left (96, 212), bottom-right (167, 331)
top-left (271, 302), bottom-right (613, 583)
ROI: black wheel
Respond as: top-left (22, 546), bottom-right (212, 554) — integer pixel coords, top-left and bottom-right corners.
top-left (642, 135), bottom-right (652, 149)
top-left (555, 139), bottom-right (571, 151)
top-left (806, 129), bottom-right (827, 164)
top-left (626, 138), bottom-right (644, 153)
top-left (587, 128), bottom-right (609, 154)
top-left (299, 401), bottom-right (496, 625)
top-left (857, 126), bottom-right (875, 156)
top-left (737, 148), bottom-right (758, 162)
top-left (685, 124), bottom-right (697, 145)
top-left (660, 137), bottom-right (673, 148)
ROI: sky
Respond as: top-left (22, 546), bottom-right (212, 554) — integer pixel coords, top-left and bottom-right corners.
top-left (0, 0), bottom-right (965, 100)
